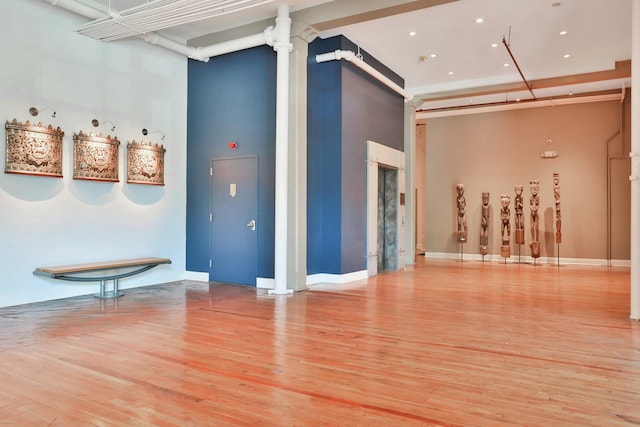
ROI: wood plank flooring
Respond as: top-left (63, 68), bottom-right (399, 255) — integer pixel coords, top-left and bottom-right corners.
top-left (0, 259), bottom-right (638, 426)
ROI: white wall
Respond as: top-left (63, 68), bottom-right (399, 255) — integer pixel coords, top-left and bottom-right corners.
top-left (0, 1), bottom-right (188, 307)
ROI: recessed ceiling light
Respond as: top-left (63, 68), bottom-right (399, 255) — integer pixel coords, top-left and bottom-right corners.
top-left (430, 53), bottom-right (438, 58)
top-left (476, 17), bottom-right (484, 23)
top-left (504, 63), bottom-right (510, 67)
top-left (516, 98), bottom-right (521, 102)
top-left (560, 30), bottom-right (567, 35)
top-left (409, 31), bottom-right (416, 37)
top-left (563, 54), bottom-right (571, 58)
top-left (491, 43), bottom-right (498, 48)
top-left (448, 71), bottom-right (454, 75)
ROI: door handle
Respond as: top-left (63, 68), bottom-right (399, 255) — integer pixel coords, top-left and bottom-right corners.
top-left (247, 219), bottom-right (256, 231)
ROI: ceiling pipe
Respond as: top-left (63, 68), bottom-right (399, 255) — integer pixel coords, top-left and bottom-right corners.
top-left (196, 27), bottom-right (273, 59)
top-left (502, 36), bottom-right (536, 100)
top-left (316, 50), bottom-right (413, 102)
top-left (140, 33), bottom-right (207, 61)
top-left (41, 0), bottom-right (284, 62)
top-left (43, 0), bottom-right (104, 20)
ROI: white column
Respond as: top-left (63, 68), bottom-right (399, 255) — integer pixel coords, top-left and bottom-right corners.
top-left (403, 104), bottom-right (417, 265)
top-left (272, 5), bottom-right (293, 295)
top-left (287, 23), bottom-right (316, 291)
top-left (397, 165), bottom-right (407, 269)
top-left (366, 157), bottom-right (379, 277)
top-left (631, 0), bottom-right (640, 320)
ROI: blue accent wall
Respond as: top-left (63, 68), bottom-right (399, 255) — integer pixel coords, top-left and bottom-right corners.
top-left (307, 36), bottom-right (343, 275)
top-left (308, 35), bottom-right (405, 275)
top-left (187, 46), bottom-right (276, 279)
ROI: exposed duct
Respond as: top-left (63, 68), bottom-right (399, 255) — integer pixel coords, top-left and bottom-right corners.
top-left (315, 50), bottom-right (413, 102)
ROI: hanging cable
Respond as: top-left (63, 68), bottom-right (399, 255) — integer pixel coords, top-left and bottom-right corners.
top-left (502, 35), bottom-right (536, 100)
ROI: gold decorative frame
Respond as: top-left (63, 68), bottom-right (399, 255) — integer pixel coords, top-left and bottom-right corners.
top-left (5, 119), bottom-right (64, 177)
top-left (127, 140), bottom-right (166, 186)
top-left (73, 131), bottom-right (120, 182)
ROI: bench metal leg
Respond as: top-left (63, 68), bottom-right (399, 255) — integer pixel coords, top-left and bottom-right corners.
top-left (113, 278), bottom-right (124, 298)
top-left (94, 278), bottom-right (124, 299)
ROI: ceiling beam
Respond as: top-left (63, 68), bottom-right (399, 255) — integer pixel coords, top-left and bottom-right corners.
top-left (299, 0), bottom-right (459, 31)
top-left (414, 60), bottom-right (631, 104)
top-left (417, 90), bottom-right (624, 118)
top-left (189, 0), bottom-right (458, 46)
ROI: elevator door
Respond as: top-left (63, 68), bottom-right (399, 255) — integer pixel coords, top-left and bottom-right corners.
top-left (377, 166), bottom-right (398, 272)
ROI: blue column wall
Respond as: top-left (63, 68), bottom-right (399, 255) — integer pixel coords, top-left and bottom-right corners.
top-left (187, 46), bottom-right (276, 278)
top-left (308, 35), bottom-right (405, 275)
top-left (307, 36), bottom-right (343, 275)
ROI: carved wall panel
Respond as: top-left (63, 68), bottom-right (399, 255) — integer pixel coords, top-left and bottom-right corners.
top-left (127, 140), bottom-right (166, 186)
top-left (73, 131), bottom-right (120, 182)
top-left (5, 119), bottom-right (64, 177)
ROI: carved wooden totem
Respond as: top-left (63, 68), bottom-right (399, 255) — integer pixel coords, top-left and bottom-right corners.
top-left (500, 194), bottom-right (511, 258)
top-left (480, 192), bottom-right (490, 256)
top-left (553, 173), bottom-right (561, 244)
top-left (456, 183), bottom-right (467, 243)
top-left (529, 180), bottom-right (541, 258)
top-left (514, 184), bottom-right (525, 244)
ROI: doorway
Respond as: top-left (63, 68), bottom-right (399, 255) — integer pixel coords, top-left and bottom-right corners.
top-left (366, 140), bottom-right (406, 277)
top-left (210, 156), bottom-right (258, 285)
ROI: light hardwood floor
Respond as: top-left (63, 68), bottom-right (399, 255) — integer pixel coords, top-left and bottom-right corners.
top-left (0, 259), bottom-right (638, 426)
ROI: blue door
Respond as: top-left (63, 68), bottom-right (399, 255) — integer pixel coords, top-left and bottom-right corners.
top-left (210, 157), bottom-right (258, 285)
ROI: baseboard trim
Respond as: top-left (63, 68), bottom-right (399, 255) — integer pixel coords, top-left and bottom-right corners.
top-left (257, 278), bottom-right (275, 289)
top-left (184, 271), bottom-right (209, 281)
top-left (257, 271), bottom-right (369, 289)
top-left (424, 252), bottom-right (630, 267)
top-left (307, 270), bottom-right (368, 286)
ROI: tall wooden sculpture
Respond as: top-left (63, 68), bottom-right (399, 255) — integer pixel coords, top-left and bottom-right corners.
top-left (456, 183), bottom-right (467, 243)
top-left (514, 185), bottom-right (525, 245)
top-left (529, 180), bottom-right (541, 259)
top-left (480, 192), bottom-right (490, 256)
top-left (500, 194), bottom-right (511, 259)
top-left (553, 173), bottom-right (561, 244)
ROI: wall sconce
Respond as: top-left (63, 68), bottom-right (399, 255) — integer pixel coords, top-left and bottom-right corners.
top-left (540, 151), bottom-right (558, 159)
top-left (91, 119), bottom-right (116, 132)
top-left (28, 106), bottom-right (57, 118)
top-left (142, 128), bottom-right (165, 141)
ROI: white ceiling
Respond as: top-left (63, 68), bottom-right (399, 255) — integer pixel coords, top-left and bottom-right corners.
top-left (81, 0), bottom-right (632, 110)
top-left (324, 0), bottom-right (631, 110)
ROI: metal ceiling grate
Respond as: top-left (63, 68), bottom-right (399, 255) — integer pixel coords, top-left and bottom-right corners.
top-left (76, 0), bottom-right (274, 41)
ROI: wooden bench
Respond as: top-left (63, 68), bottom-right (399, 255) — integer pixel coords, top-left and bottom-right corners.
top-left (34, 257), bottom-right (172, 299)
